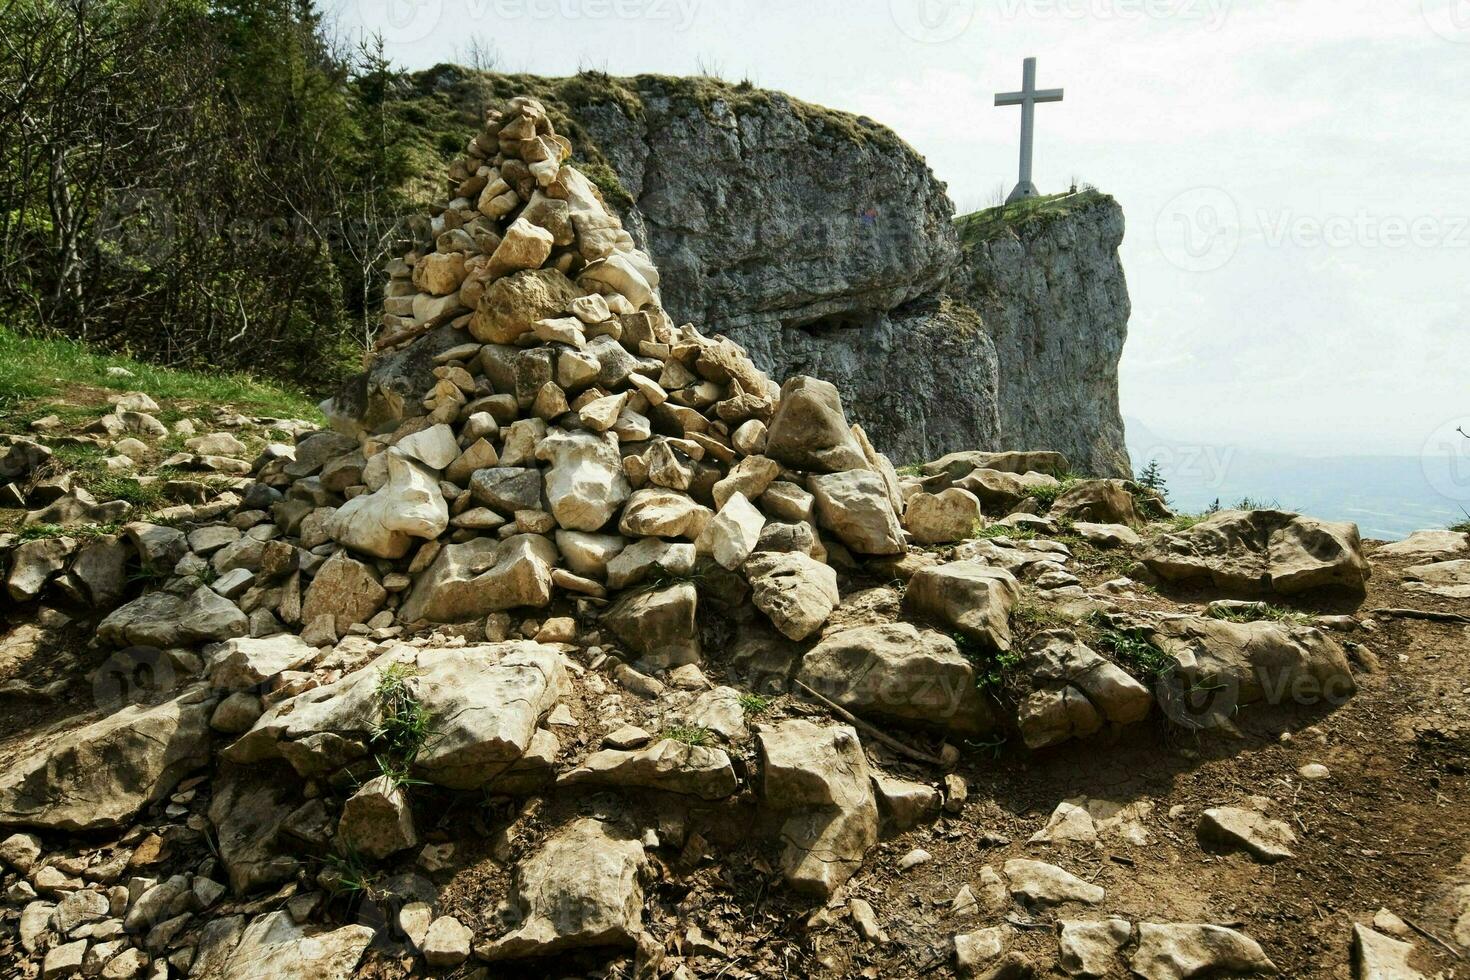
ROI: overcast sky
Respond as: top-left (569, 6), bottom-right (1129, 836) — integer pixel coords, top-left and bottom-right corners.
top-left (328, 0), bottom-right (1470, 462)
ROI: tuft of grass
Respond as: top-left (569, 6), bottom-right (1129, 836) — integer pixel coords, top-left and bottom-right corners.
top-left (371, 663), bottom-right (433, 779)
top-left (1449, 511), bottom-right (1470, 534)
top-left (91, 476), bottom-right (166, 508)
top-left (895, 464), bottom-right (922, 477)
top-left (1011, 600), bottom-right (1070, 640)
top-left (17, 522), bottom-right (122, 541)
top-left (955, 188), bottom-right (1115, 248)
top-left (736, 693), bottom-right (772, 717)
top-left (972, 521), bottom-right (1035, 541)
top-left (320, 850), bottom-right (383, 900)
top-left (1207, 603), bottom-right (1310, 625)
top-left (1023, 474), bottom-right (1081, 509)
top-left (661, 725), bottom-right (711, 747)
top-left (1089, 615), bottom-right (1173, 680)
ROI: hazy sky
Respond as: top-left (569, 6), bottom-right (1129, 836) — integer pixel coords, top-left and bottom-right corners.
top-left (328, 0), bottom-right (1470, 461)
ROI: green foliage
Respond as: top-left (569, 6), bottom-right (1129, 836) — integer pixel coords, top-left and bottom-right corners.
top-left (736, 693), bottom-right (772, 717)
top-left (17, 521), bottom-right (122, 541)
top-left (1206, 603), bottom-right (1309, 625)
top-left (971, 521), bottom-right (1035, 541)
top-left (90, 476), bottom-right (165, 508)
top-left (661, 725), bottom-right (711, 746)
top-left (1451, 514), bottom-right (1470, 534)
top-left (371, 664), bottom-right (432, 776)
top-left (1135, 459), bottom-right (1168, 496)
top-left (1089, 616), bottom-right (1172, 680)
top-left (321, 850), bottom-right (382, 899)
top-left (955, 188), bottom-right (1114, 248)
top-left (0, 327), bottom-right (319, 421)
top-left (1024, 474), bottom-right (1080, 508)
top-left (1009, 600), bottom-right (1069, 640)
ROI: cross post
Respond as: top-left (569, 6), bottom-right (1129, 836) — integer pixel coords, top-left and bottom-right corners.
top-left (995, 57), bottom-right (1064, 204)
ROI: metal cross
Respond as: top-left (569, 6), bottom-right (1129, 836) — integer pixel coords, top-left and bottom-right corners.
top-left (995, 57), bottom-right (1064, 204)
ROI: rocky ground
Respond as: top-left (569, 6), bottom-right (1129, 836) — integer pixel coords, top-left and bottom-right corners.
top-left (1, 94), bottom-right (1467, 980)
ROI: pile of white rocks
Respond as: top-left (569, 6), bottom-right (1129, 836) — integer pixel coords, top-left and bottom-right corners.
top-left (202, 94), bottom-right (940, 665)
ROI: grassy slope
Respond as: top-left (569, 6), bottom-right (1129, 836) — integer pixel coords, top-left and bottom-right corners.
top-left (954, 188), bottom-right (1115, 249)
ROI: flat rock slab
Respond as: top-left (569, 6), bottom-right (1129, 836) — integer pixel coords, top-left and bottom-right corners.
top-left (0, 689), bottom-right (213, 831)
top-left (1402, 559), bottom-right (1470, 599)
top-left (1003, 859), bottom-right (1105, 907)
top-left (557, 740), bottom-right (737, 800)
top-left (1198, 806), bottom-right (1296, 862)
top-left (1352, 923), bottom-right (1427, 980)
top-left (1130, 922), bottom-right (1277, 980)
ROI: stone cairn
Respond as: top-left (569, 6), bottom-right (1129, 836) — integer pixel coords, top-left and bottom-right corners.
top-left (281, 94), bottom-right (915, 654)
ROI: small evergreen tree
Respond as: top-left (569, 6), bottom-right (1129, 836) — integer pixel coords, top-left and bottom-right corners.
top-left (1137, 459), bottom-right (1168, 499)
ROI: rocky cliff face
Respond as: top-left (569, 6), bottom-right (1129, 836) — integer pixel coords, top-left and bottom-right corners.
top-left (396, 68), bottom-right (1128, 473)
top-left (952, 192), bottom-right (1133, 478)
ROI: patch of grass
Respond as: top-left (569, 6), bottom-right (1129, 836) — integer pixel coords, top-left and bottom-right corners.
top-left (320, 850), bottom-right (383, 900)
top-left (1023, 474), bottom-right (1081, 509)
top-left (1449, 512), bottom-right (1470, 534)
top-left (0, 325), bottom-right (320, 422)
top-left (971, 521), bottom-right (1035, 541)
top-left (17, 522), bottom-right (123, 541)
top-left (895, 464), bottom-right (923, 477)
top-left (956, 188), bottom-right (1114, 248)
top-left (90, 476), bottom-right (165, 508)
top-left (371, 663), bottom-right (433, 777)
top-left (1089, 615), bottom-right (1173, 680)
top-left (126, 559), bottom-right (172, 588)
top-left (1165, 511), bottom-right (1211, 532)
top-left (661, 725), bottom-right (711, 747)
top-left (736, 693), bottom-right (772, 717)
top-left (1008, 600), bottom-right (1072, 647)
top-left (1206, 603), bottom-right (1310, 625)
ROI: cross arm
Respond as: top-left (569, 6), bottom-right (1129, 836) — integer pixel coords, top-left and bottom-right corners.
top-left (1032, 87), bottom-right (1064, 103)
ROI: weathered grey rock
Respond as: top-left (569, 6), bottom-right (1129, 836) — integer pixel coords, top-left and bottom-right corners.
top-left (764, 376), bottom-right (869, 473)
top-left (809, 469), bottom-right (905, 555)
top-left (1142, 509), bottom-right (1370, 596)
top-left (872, 773), bottom-right (941, 833)
top-left (422, 915), bottom-right (473, 967)
top-left (1004, 859), bottom-right (1104, 907)
top-left (797, 623), bottom-right (995, 735)
top-left (1058, 918), bottom-right (1132, 978)
top-left (1198, 807), bottom-right (1296, 863)
top-left (1401, 559), bottom-right (1470, 599)
top-left (604, 537), bottom-right (694, 590)
top-left (211, 691), bottom-right (264, 734)
top-left (207, 635), bottom-right (316, 691)
top-left (483, 817), bottom-right (646, 960)
top-left (207, 764), bottom-right (303, 894)
top-left (0, 689), bottom-right (212, 831)
top-left (1050, 479), bottom-right (1141, 526)
top-left (744, 551), bottom-right (839, 640)
top-left (536, 428), bottom-right (630, 531)
top-left (225, 643), bottom-right (564, 789)
top-left (1018, 630), bottom-right (1152, 749)
top-left (558, 739), bottom-right (738, 799)
top-left (1073, 521), bottom-right (1142, 548)
top-left (1375, 529), bottom-right (1469, 560)
top-left (758, 720), bottom-right (878, 898)
top-left (337, 775), bottom-right (416, 859)
top-left (905, 561), bottom-right (1020, 652)
top-left (300, 553), bottom-right (386, 629)
top-left (1129, 923), bottom-right (1276, 980)
top-left (1149, 617), bottom-right (1356, 730)
top-left (398, 534), bottom-right (557, 622)
top-left (555, 530), bottom-right (626, 578)
top-left (601, 582), bottom-right (700, 667)
top-left (904, 487), bottom-right (983, 544)
top-left (7, 536), bottom-right (76, 602)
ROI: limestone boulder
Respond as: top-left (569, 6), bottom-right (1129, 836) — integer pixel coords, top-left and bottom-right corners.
top-left (1058, 918), bottom-right (1133, 978)
top-left (483, 817), bottom-right (646, 960)
top-left (1129, 923), bottom-right (1276, 980)
top-left (225, 642), bottom-right (564, 789)
top-left (6, 536), bottom-right (75, 602)
top-left (1197, 807), bottom-right (1296, 863)
top-left (1402, 559), bottom-right (1470, 599)
top-left (1351, 924), bottom-right (1425, 980)
top-left (809, 469), bottom-right (905, 555)
top-left (98, 586), bottom-right (247, 647)
top-left (904, 487), bottom-right (983, 544)
top-left (208, 635), bottom-right (317, 691)
top-left (470, 466), bottom-right (543, 513)
top-left (557, 740), bottom-right (738, 799)
top-left (602, 582), bottom-right (700, 668)
top-left (1050, 479), bottom-right (1141, 526)
top-left (204, 911), bottom-right (374, 980)
top-left (208, 763), bottom-right (304, 894)
top-left (1149, 616), bottom-right (1356, 730)
top-left (535, 428), bottom-right (630, 531)
top-left (329, 450), bottom-right (448, 559)
top-left (337, 775), bottom-right (416, 859)
top-left (605, 538), bottom-right (695, 590)
top-left (618, 488), bottom-right (712, 540)
top-left (744, 551), bottom-right (840, 641)
top-left (398, 534), bottom-right (557, 623)
top-left (1004, 859), bottom-right (1105, 907)
top-left (923, 450), bottom-right (1070, 480)
top-left (905, 561), bottom-right (1020, 651)
top-left (695, 492), bottom-right (765, 569)
top-left (1374, 529), bottom-right (1469, 560)
top-left (0, 689), bottom-right (213, 831)
top-left (1141, 509), bottom-right (1369, 596)
top-left (758, 720), bottom-right (878, 898)
top-left (1017, 630), bottom-right (1153, 749)
top-left (470, 267), bottom-right (581, 345)
top-left (300, 553), bottom-right (386, 630)
top-left (796, 623), bottom-right (996, 736)
top-left (764, 376), bottom-right (869, 473)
